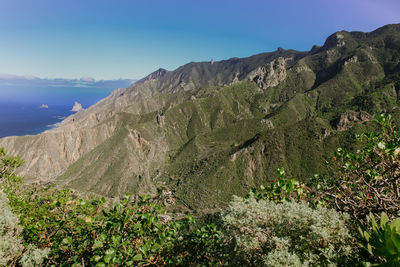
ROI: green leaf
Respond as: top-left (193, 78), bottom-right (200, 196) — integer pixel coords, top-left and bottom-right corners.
top-left (92, 255), bottom-right (102, 262)
top-left (104, 255), bottom-right (112, 264)
top-left (380, 213), bottom-right (389, 229)
top-left (93, 240), bottom-right (103, 249)
top-left (390, 218), bottom-right (400, 232)
top-left (132, 254), bottom-right (143, 261)
top-left (62, 237), bottom-right (71, 245)
top-left (390, 232), bottom-right (400, 251)
top-left (105, 248), bottom-right (116, 255)
top-left (99, 233), bottom-right (107, 241)
top-left (369, 213), bottom-right (379, 232)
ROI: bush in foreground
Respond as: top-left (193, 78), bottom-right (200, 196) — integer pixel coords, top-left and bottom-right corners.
top-left (222, 194), bottom-right (354, 266)
top-left (0, 191), bottom-right (49, 267)
top-left (359, 212), bottom-right (400, 266)
top-left (328, 113), bottom-right (400, 220)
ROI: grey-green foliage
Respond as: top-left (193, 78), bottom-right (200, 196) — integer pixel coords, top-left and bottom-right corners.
top-left (263, 248), bottom-right (304, 267)
top-left (0, 191), bottom-right (22, 266)
top-left (0, 192), bottom-right (49, 267)
top-left (222, 194), bottom-right (353, 266)
top-left (19, 244), bottom-right (50, 267)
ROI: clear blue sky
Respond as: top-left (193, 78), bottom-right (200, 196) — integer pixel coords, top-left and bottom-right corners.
top-left (0, 0), bottom-right (399, 80)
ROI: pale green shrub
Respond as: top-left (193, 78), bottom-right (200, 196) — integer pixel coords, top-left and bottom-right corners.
top-left (19, 244), bottom-right (50, 267)
top-left (0, 191), bottom-right (24, 266)
top-left (263, 248), bottom-right (304, 267)
top-left (222, 194), bottom-right (353, 266)
top-left (0, 192), bottom-right (49, 267)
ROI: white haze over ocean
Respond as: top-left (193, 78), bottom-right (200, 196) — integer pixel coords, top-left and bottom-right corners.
top-left (0, 75), bottom-right (135, 137)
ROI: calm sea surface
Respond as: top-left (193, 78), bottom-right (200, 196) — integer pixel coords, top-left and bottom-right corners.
top-left (0, 102), bottom-right (73, 137)
top-left (0, 83), bottom-right (130, 138)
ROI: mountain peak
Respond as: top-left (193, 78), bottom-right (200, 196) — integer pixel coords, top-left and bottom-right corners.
top-left (323, 31), bottom-right (349, 49)
top-left (140, 68), bottom-right (168, 83)
top-left (369, 23), bottom-right (400, 36)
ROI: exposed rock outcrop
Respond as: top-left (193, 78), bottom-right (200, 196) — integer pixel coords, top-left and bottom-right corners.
top-left (248, 57), bottom-right (287, 89)
top-left (261, 119), bottom-right (274, 129)
top-left (335, 111), bottom-right (371, 131)
top-left (324, 32), bottom-right (346, 49)
top-left (0, 120), bottom-right (118, 181)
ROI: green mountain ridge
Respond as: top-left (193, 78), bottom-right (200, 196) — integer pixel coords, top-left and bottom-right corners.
top-left (1, 23), bottom-right (400, 211)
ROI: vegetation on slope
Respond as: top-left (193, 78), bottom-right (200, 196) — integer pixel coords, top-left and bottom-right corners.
top-left (2, 113), bottom-right (400, 266)
top-left (0, 25), bottom-right (399, 215)
top-left (48, 24), bottom-right (400, 213)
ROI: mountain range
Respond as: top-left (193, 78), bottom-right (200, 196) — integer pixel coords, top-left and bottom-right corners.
top-left (1, 24), bottom-right (400, 212)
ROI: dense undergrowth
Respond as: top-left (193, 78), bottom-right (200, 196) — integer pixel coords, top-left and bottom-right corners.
top-left (1, 113), bottom-right (400, 266)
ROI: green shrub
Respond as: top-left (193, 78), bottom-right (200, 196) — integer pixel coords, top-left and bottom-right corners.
top-left (9, 189), bottom-right (188, 266)
top-left (0, 147), bottom-right (232, 266)
top-left (222, 194), bottom-right (353, 266)
top-left (248, 167), bottom-right (307, 203)
top-left (0, 148), bottom-right (23, 195)
top-left (4, 182), bottom-right (231, 266)
top-left (248, 167), bottom-right (330, 207)
top-left (262, 248), bottom-right (303, 267)
top-left (329, 113), bottom-right (400, 220)
top-left (359, 212), bottom-right (400, 266)
top-left (170, 223), bottom-right (230, 266)
top-left (0, 148), bottom-right (23, 178)
top-left (0, 191), bottom-right (49, 267)
top-left (0, 191), bottom-right (24, 266)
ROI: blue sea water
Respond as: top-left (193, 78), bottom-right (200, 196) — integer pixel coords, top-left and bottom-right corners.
top-left (0, 102), bottom-right (73, 137)
top-left (0, 80), bottom-right (133, 138)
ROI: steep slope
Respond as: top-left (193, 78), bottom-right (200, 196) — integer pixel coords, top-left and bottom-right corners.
top-left (0, 48), bottom-right (305, 181)
top-left (1, 24), bottom-right (400, 210)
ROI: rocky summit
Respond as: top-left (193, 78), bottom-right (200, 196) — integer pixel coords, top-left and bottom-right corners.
top-left (2, 24), bottom-right (400, 211)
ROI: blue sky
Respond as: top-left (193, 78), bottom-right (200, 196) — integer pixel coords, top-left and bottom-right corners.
top-left (0, 0), bottom-right (399, 80)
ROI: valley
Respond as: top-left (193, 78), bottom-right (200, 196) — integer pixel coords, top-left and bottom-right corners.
top-left (2, 24), bottom-right (400, 212)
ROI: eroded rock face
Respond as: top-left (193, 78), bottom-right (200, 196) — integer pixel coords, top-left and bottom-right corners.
top-left (248, 57), bottom-right (287, 89)
top-left (261, 119), bottom-right (274, 129)
top-left (335, 111), bottom-right (371, 131)
top-left (0, 54), bottom-right (285, 184)
top-left (0, 120), bottom-right (118, 182)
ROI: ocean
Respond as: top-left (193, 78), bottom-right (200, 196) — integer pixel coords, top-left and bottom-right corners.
top-left (0, 101), bottom-right (73, 137)
top-left (0, 78), bottom-right (134, 138)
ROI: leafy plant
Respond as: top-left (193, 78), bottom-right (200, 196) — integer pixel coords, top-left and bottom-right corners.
top-left (0, 148), bottom-right (23, 191)
top-left (248, 167), bottom-right (307, 203)
top-left (328, 113), bottom-right (400, 220)
top-left (0, 147), bottom-right (234, 266)
top-left (0, 148), bottom-right (49, 267)
top-left (359, 213), bottom-right (400, 266)
top-left (249, 168), bottom-right (330, 207)
top-left (170, 223), bottom-right (230, 266)
top-left (9, 190), bottom-right (188, 266)
top-left (0, 189), bottom-right (49, 267)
